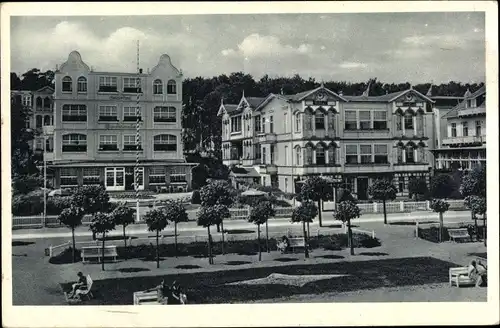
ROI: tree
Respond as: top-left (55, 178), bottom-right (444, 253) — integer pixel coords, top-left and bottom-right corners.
top-left (89, 212), bottom-right (116, 271)
top-left (110, 204), bottom-right (135, 247)
top-left (300, 176), bottom-right (331, 227)
top-left (408, 178), bottom-right (429, 200)
top-left (197, 204), bottom-right (229, 264)
top-left (429, 199), bottom-right (450, 243)
top-left (10, 96), bottom-right (38, 177)
top-left (72, 185), bottom-right (111, 215)
top-left (58, 205), bottom-right (84, 262)
top-left (368, 179), bottom-right (397, 224)
top-left (465, 195), bottom-right (487, 246)
top-left (191, 164), bottom-right (209, 190)
top-left (143, 209), bottom-right (169, 268)
top-left (460, 165), bottom-right (487, 241)
top-left (430, 174), bottom-right (455, 199)
top-left (332, 200), bottom-right (361, 255)
top-left (200, 180), bottom-right (234, 237)
top-left (291, 200), bottom-right (317, 259)
top-left (248, 201), bottom-right (276, 261)
top-left (162, 200), bottom-right (189, 257)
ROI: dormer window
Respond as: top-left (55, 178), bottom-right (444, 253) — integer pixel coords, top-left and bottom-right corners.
top-left (62, 76), bottom-right (72, 92)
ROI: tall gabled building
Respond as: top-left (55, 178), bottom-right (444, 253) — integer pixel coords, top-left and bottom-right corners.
top-left (219, 84), bottom-right (436, 200)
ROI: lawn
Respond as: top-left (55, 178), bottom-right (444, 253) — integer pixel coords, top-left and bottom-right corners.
top-left (60, 257), bottom-right (455, 305)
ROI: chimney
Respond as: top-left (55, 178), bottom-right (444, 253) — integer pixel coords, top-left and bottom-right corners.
top-left (139, 68), bottom-right (143, 74)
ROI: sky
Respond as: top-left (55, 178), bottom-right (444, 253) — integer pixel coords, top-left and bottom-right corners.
top-left (10, 12), bottom-right (485, 84)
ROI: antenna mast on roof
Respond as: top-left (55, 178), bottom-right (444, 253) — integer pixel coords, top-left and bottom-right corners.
top-left (134, 40), bottom-right (140, 223)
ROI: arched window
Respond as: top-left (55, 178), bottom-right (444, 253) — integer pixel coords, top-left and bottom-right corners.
top-left (44, 115), bottom-right (51, 126)
top-left (315, 111), bottom-right (325, 130)
top-left (305, 145), bottom-right (313, 165)
top-left (404, 112), bottom-right (414, 130)
top-left (316, 144), bottom-right (325, 165)
top-left (36, 97), bottom-right (42, 108)
top-left (328, 144), bottom-right (337, 164)
top-left (44, 97), bottom-right (52, 109)
top-left (167, 80), bottom-right (177, 94)
top-left (295, 112), bottom-right (301, 132)
top-left (62, 76), bottom-right (72, 92)
top-left (154, 134), bottom-right (177, 151)
top-left (295, 146), bottom-right (301, 166)
top-left (36, 115), bottom-right (43, 128)
top-left (62, 134), bottom-right (87, 152)
top-left (46, 137), bottom-right (53, 152)
top-left (153, 79), bottom-right (163, 95)
top-left (405, 146), bottom-right (415, 163)
top-left (77, 77), bottom-right (87, 92)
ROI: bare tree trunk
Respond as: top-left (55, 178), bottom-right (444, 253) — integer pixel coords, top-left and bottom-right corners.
top-left (302, 221), bottom-right (309, 258)
top-left (473, 212), bottom-right (478, 241)
top-left (72, 227), bottom-right (76, 263)
top-left (156, 230), bottom-right (160, 268)
top-left (258, 224), bottom-right (262, 261)
top-left (317, 200), bottom-right (323, 227)
top-left (174, 222), bottom-right (178, 258)
top-left (101, 232), bottom-right (105, 271)
top-left (221, 220), bottom-right (225, 255)
top-left (347, 219), bottom-right (354, 255)
top-left (307, 221), bottom-right (311, 241)
top-left (265, 220), bottom-right (269, 253)
top-left (383, 199), bottom-right (387, 225)
top-left (439, 212), bottom-right (444, 243)
top-left (207, 226), bottom-right (213, 264)
top-left (216, 223), bottom-right (220, 233)
top-left (123, 225), bottom-right (127, 248)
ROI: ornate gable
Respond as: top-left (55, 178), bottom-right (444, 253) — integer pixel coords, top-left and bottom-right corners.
top-left (150, 54), bottom-right (182, 77)
top-left (58, 51), bottom-right (90, 73)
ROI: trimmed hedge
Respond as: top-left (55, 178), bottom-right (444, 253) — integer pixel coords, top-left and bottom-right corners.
top-left (49, 247), bottom-right (82, 264)
top-left (417, 225), bottom-right (486, 243)
top-left (12, 193), bottom-right (44, 216)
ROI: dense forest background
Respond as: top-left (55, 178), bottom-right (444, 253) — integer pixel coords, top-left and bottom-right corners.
top-left (11, 69), bottom-right (484, 159)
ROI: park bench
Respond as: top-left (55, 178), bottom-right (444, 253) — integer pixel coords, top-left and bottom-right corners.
top-left (449, 258), bottom-right (488, 287)
top-left (81, 245), bottom-right (118, 263)
top-left (133, 291), bottom-right (160, 305)
top-left (448, 228), bottom-right (470, 242)
top-left (64, 275), bottom-right (94, 304)
top-left (288, 237), bottom-right (307, 253)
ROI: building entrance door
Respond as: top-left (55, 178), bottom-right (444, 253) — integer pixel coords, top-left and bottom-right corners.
top-left (124, 167), bottom-right (144, 191)
top-left (356, 177), bottom-right (369, 200)
top-left (105, 167), bottom-right (125, 191)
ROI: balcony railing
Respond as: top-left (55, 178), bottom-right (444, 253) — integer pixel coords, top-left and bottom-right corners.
top-left (257, 133), bottom-right (277, 144)
top-left (442, 136), bottom-right (484, 145)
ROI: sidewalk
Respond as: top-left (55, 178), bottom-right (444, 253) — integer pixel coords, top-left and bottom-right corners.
top-left (12, 210), bottom-right (472, 240)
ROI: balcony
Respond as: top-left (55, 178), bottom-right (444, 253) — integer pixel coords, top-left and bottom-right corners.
top-left (442, 136), bottom-right (485, 146)
top-left (458, 107), bottom-right (486, 117)
top-left (260, 164), bottom-right (277, 175)
top-left (256, 133), bottom-right (277, 144)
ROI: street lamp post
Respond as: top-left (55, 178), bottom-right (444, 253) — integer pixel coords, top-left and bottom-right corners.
top-left (43, 132), bottom-right (47, 227)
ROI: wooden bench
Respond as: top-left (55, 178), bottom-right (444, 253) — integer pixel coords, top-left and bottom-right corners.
top-left (133, 291), bottom-right (160, 305)
top-left (81, 245), bottom-right (118, 263)
top-left (448, 228), bottom-right (470, 242)
top-left (449, 258), bottom-right (488, 287)
top-left (288, 238), bottom-right (307, 252)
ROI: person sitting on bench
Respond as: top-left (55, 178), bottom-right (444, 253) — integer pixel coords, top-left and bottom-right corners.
top-left (277, 236), bottom-right (289, 254)
top-left (145, 278), bottom-right (171, 304)
top-left (468, 260), bottom-right (487, 287)
top-left (68, 272), bottom-right (87, 299)
top-left (169, 281), bottom-right (184, 305)
top-left (476, 260), bottom-right (488, 287)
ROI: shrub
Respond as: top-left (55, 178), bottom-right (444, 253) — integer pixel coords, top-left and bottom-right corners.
top-left (191, 190), bottom-right (201, 204)
top-left (274, 199), bottom-right (291, 208)
top-left (46, 196), bottom-right (72, 215)
top-left (49, 247), bottom-right (82, 264)
top-left (12, 194), bottom-right (43, 216)
top-left (12, 174), bottom-right (43, 195)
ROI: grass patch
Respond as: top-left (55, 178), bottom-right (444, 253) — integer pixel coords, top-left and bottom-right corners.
top-left (226, 261), bottom-right (252, 266)
top-left (390, 221), bottom-right (435, 226)
top-left (417, 225), bottom-right (484, 243)
top-left (274, 257), bottom-right (299, 262)
top-left (358, 252), bottom-right (389, 256)
top-left (49, 247), bottom-right (82, 264)
top-left (175, 265), bottom-right (202, 269)
top-left (12, 241), bottom-right (35, 246)
top-left (59, 257), bottom-right (454, 305)
top-left (468, 252), bottom-right (487, 259)
top-left (316, 255), bottom-right (345, 260)
top-left (116, 268), bottom-right (150, 273)
top-left (225, 229), bottom-right (255, 235)
top-left (96, 235), bottom-right (138, 241)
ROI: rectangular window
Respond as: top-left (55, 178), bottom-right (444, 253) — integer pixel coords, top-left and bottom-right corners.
top-left (285, 178), bottom-right (288, 192)
top-left (269, 116), bottom-right (274, 133)
top-left (295, 113), bottom-right (301, 132)
top-left (154, 135), bottom-right (177, 151)
top-left (254, 115), bottom-right (261, 133)
top-left (345, 111), bottom-right (357, 130)
top-left (284, 112), bottom-right (288, 133)
top-left (60, 168), bottom-right (78, 187)
top-left (123, 77), bottom-right (141, 93)
top-left (406, 148), bottom-right (415, 163)
top-left (404, 114), bottom-right (414, 129)
top-left (99, 77), bottom-right (118, 92)
top-left (170, 167), bottom-right (187, 183)
top-left (62, 134), bottom-right (87, 152)
top-left (231, 116), bottom-right (242, 133)
top-left (374, 144), bottom-right (388, 164)
top-left (99, 106), bottom-right (118, 121)
top-left (373, 111), bottom-right (387, 130)
top-left (123, 135), bottom-right (142, 151)
top-left (149, 166), bottom-right (166, 185)
top-left (475, 121), bottom-right (482, 136)
top-left (123, 106), bottom-right (142, 121)
top-left (154, 106), bottom-right (176, 123)
top-left (35, 138), bottom-right (43, 151)
top-left (345, 145), bottom-right (358, 164)
top-left (62, 104), bottom-right (87, 122)
top-left (451, 123), bottom-right (457, 137)
top-left (315, 113), bottom-right (325, 130)
top-left (77, 78), bottom-right (87, 92)
top-left (262, 147), bottom-right (267, 164)
top-left (359, 111), bottom-right (371, 130)
top-left (346, 177), bottom-right (356, 193)
top-left (285, 146), bottom-right (289, 166)
top-left (22, 95), bottom-right (32, 107)
top-left (396, 115), bottom-right (402, 131)
top-left (462, 122), bottom-right (468, 137)
top-left (360, 144), bottom-right (372, 164)
top-left (83, 168), bottom-right (100, 186)
top-left (99, 135), bottom-right (118, 151)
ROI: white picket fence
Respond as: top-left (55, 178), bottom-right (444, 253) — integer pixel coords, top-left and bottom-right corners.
top-left (323, 199), bottom-right (465, 214)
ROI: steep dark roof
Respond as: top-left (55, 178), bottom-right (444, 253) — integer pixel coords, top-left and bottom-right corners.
top-left (224, 104), bottom-right (239, 114)
top-left (469, 85), bottom-right (486, 99)
top-left (245, 97), bottom-right (267, 108)
top-left (441, 86), bottom-right (486, 119)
